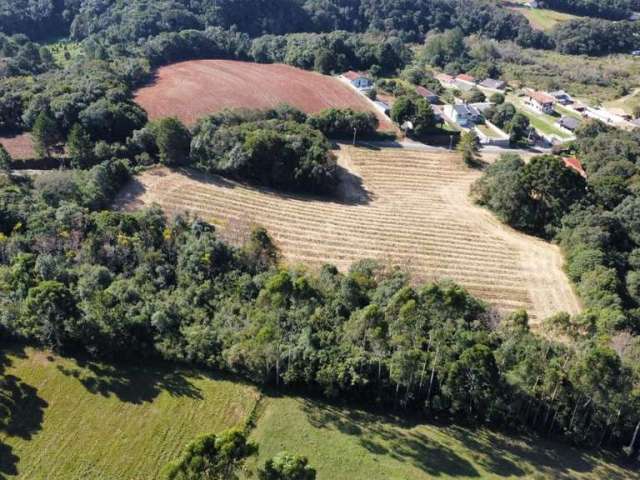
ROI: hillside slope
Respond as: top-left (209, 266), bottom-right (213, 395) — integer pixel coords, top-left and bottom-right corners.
top-left (117, 146), bottom-right (581, 323)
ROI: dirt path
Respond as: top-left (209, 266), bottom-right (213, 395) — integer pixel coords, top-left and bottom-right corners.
top-left (116, 146), bottom-right (581, 323)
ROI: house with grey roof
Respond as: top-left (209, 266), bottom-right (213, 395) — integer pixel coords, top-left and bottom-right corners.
top-left (479, 78), bottom-right (506, 91)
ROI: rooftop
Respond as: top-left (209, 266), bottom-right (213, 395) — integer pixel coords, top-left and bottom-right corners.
top-left (527, 91), bottom-right (555, 105)
top-left (456, 74), bottom-right (476, 83)
top-left (479, 78), bottom-right (506, 89)
top-left (563, 157), bottom-right (587, 178)
top-left (415, 86), bottom-right (437, 97)
top-left (343, 71), bottom-right (369, 81)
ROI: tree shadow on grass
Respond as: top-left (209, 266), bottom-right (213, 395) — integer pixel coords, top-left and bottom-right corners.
top-left (300, 399), bottom-right (481, 478)
top-left (447, 425), bottom-right (631, 480)
top-left (0, 346), bottom-right (48, 478)
top-left (56, 359), bottom-right (203, 404)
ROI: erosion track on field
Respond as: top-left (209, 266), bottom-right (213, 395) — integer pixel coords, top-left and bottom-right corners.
top-left (134, 59), bottom-right (394, 130)
top-left (116, 146), bottom-right (581, 323)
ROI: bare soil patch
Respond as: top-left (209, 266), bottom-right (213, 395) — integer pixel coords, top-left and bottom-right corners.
top-left (134, 60), bottom-right (393, 130)
top-left (116, 146), bottom-right (581, 322)
top-left (0, 132), bottom-right (35, 159)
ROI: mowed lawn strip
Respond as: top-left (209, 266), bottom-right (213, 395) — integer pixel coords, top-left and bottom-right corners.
top-left (134, 59), bottom-right (394, 130)
top-left (244, 395), bottom-right (636, 480)
top-left (1, 347), bottom-right (259, 480)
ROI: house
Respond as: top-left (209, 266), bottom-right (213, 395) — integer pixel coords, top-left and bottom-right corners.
top-left (524, 91), bottom-right (555, 115)
top-left (563, 157), bottom-right (587, 178)
top-left (455, 74), bottom-right (476, 87)
top-left (549, 90), bottom-right (573, 105)
top-left (526, 0), bottom-right (540, 7)
top-left (557, 116), bottom-right (581, 132)
top-left (435, 73), bottom-right (455, 87)
top-left (446, 103), bottom-right (483, 127)
top-left (415, 86), bottom-right (439, 104)
top-left (342, 71), bottom-right (373, 90)
top-left (631, 118), bottom-right (640, 128)
top-left (479, 78), bottom-right (506, 91)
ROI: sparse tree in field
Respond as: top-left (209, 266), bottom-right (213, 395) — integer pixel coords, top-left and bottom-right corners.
top-left (458, 130), bottom-right (480, 166)
top-left (32, 111), bottom-right (61, 158)
top-left (162, 429), bottom-right (255, 480)
top-left (259, 452), bottom-right (316, 480)
top-left (154, 117), bottom-right (192, 166)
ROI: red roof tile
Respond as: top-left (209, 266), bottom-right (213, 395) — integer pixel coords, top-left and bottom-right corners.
top-left (563, 157), bottom-right (587, 178)
top-left (343, 71), bottom-right (368, 81)
top-left (456, 74), bottom-right (476, 83)
top-left (415, 86), bottom-right (437, 97)
top-left (528, 91), bottom-right (555, 105)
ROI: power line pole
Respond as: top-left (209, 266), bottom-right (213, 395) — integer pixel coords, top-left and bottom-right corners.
top-left (353, 127), bottom-right (357, 146)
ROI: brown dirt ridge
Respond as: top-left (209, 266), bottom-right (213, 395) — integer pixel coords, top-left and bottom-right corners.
top-left (133, 59), bottom-right (393, 130)
top-left (116, 146), bottom-right (581, 323)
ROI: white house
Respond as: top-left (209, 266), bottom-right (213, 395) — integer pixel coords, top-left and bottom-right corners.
top-left (445, 103), bottom-right (483, 128)
top-left (549, 90), bottom-right (573, 105)
top-left (524, 91), bottom-right (556, 115)
top-left (342, 71), bottom-right (373, 90)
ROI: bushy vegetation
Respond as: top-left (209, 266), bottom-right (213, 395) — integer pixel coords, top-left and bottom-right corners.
top-left (190, 108), bottom-right (337, 193)
top-left (545, 0), bottom-right (634, 20)
top-left (307, 108), bottom-right (379, 139)
top-left (0, 164), bottom-right (638, 457)
top-left (473, 123), bottom-right (640, 339)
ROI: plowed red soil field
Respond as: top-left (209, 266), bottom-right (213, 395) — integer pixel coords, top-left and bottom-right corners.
top-left (134, 60), bottom-right (393, 130)
top-left (0, 132), bottom-right (35, 159)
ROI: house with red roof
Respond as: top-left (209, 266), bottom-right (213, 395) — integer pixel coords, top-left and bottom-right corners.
top-left (563, 157), bottom-right (587, 178)
top-left (525, 90), bottom-right (556, 115)
top-left (455, 74), bottom-right (477, 86)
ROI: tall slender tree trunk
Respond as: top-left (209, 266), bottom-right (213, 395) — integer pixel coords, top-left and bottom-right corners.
top-left (627, 419), bottom-right (640, 459)
top-left (426, 347), bottom-right (440, 410)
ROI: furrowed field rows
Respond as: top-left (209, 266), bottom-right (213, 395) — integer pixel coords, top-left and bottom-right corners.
top-left (117, 146), bottom-right (581, 322)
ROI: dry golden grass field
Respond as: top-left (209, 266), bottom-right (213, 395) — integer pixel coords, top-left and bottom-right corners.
top-left (117, 146), bottom-right (581, 323)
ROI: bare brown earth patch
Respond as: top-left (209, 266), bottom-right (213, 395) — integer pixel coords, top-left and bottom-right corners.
top-left (134, 59), bottom-right (393, 130)
top-left (0, 132), bottom-right (35, 159)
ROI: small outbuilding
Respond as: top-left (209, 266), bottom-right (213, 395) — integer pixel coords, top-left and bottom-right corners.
top-left (557, 116), bottom-right (581, 132)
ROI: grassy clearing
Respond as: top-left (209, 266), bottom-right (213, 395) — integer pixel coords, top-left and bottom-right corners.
top-left (46, 41), bottom-right (83, 68)
top-left (555, 103), bottom-right (583, 120)
top-left (511, 6), bottom-right (582, 30)
top-left (604, 89), bottom-right (640, 116)
top-left (245, 395), bottom-right (635, 480)
top-left (0, 348), bottom-right (635, 479)
top-left (0, 346), bottom-right (260, 480)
